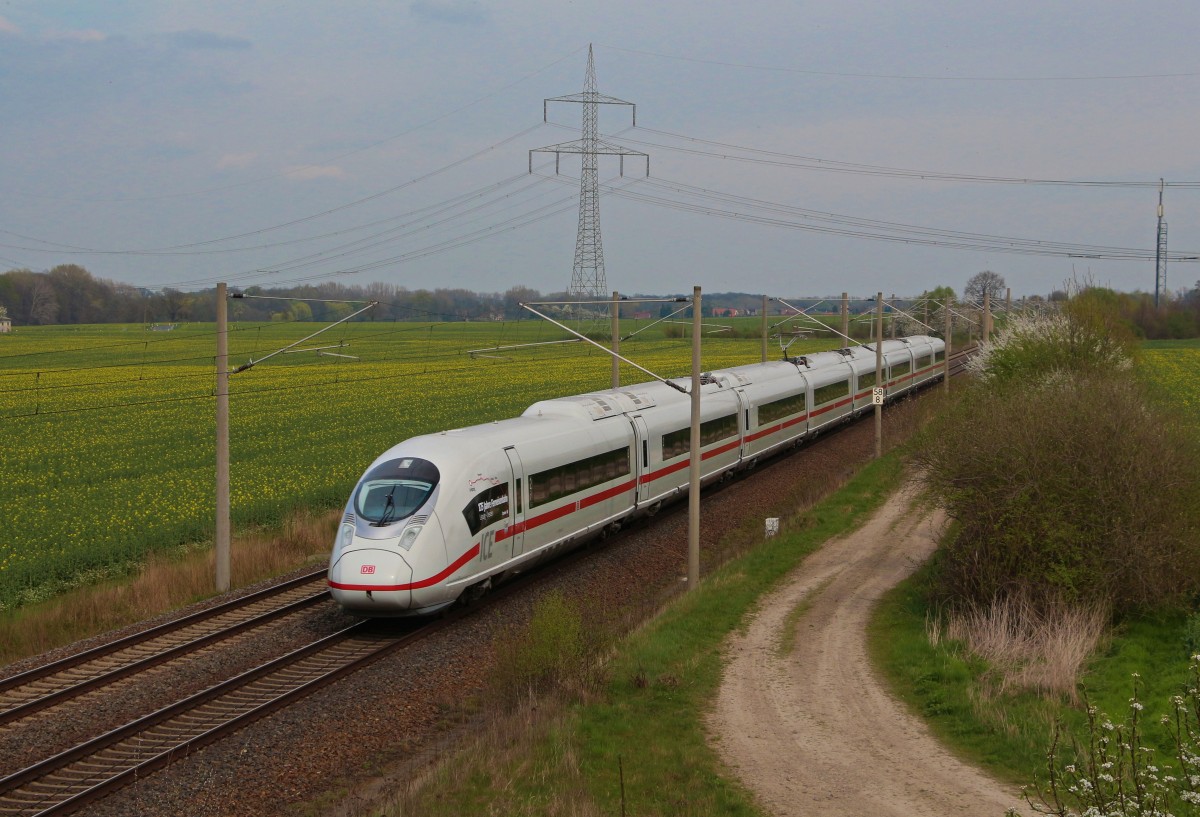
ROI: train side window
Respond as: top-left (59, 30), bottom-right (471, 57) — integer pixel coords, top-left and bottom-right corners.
top-left (858, 371), bottom-right (876, 390)
top-left (934, 350), bottom-right (945, 364)
top-left (700, 414), bottom-right (737, 446)
top-left (916, 354), bottom-right (931, 369)
top-left (662, 427), bottom-right (689, 458)
top-left (813, 380), bottom-right (849, 405)
top-left (528, 446), bottom-right (632, 508)
top-left (642, 440), bottom-right (648, 468)
top-left (515, 478), bottom-right (522, 514)
top-left (531, 475), bottom-right (548, 505)
top-left (759, 393), bottom-right (806, 425)
top-left (890, 360), bottom-right (911, 378)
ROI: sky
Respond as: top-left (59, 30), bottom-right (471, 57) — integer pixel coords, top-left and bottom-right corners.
top-left (1, 1), bottom-right (1199, 300)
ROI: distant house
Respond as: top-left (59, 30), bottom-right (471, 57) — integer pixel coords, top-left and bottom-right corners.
top-left (632, 311), bottom-right (653, 320)
top-left (0, 318), bottom-right (10, 334)
top-left (713, 307), bottom-right (740, 317)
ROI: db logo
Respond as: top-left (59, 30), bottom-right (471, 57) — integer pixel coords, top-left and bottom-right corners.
top-left (360, 565), bottom-right (376, 575)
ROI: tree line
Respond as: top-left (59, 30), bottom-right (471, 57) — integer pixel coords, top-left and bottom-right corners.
top-left (1, 265), bottom-right (1198, 338)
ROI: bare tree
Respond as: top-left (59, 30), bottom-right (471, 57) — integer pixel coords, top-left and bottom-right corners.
top-left (964, 270), bottom-right (1006, 303)
top-left (28, 279), bottom-right (59, 325)
top-left (503, 285), bottom-right (540, 319)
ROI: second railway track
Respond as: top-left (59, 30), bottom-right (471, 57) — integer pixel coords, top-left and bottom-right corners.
top-left (0, 569), bottom-right (330, 729)
top-left (0, 620), bottom-right (426, 817)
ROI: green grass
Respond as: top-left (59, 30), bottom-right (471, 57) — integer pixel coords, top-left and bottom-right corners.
top-left (871, 564), bottom-right (1195, 787)
top-left (400, 452), bottom-right (908, 816)
top-left (1141, 338), bottom-right (1200, 350)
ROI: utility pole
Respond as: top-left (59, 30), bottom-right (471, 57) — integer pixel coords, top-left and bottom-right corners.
top-left (1155, 179), bottom-right (1168, 308)
top-left (531, 45), bottom-right (647, 299)
top-left (983, 291), bottom-right (992, 342)
top-left (760, 294), bottom-right (768, 363)
top-left (943, 297), bottom-right (952, 395)
top-left (841, 292), bottom-right (849, 342)
top-left (611, 291), bottom-right (620, 389)
top-left (688, 286), bottom-right (701, 589)
top-left (874, 292), bottom-right (883, 459)
top-left (215, 283), bottom-right (230, 592)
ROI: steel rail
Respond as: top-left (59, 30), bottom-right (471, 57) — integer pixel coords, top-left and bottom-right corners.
top-left (0, 586), bottom-right (328, 726)
top-left (0, 620), bottom-right (409, 815)
top-left (0, 569), bottom-right (328, 725)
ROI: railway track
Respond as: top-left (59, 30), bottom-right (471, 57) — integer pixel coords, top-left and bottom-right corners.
top-left (0, 345), bottom-right (980, 815)
top-left (0, 569), bottom-right (329, 728)
top-left (0, 619), bottom-right (425, 816)
top-left (0, 541), bottom-right (601, 816)
top-left (946, 344), bottom-right (975, 376)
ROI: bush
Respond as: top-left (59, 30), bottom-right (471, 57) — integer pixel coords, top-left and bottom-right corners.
top-left (965, 302), bottom-right (1137, 385)
top-left (919, 292), bottom-right (1200, 615)
top-left (491, 591), bottom-right (604, 701)
top-left (915, 371), bottom-right (1200, 614)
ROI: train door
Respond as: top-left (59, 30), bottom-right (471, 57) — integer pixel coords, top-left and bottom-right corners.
top-left (630, 415), bottom-right (651, 504)
top-left (733, 388), bottom-right (750, 458)
top-left (503, 446), bottom-right (525, 558)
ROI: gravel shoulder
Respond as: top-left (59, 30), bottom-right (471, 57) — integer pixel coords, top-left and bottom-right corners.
top-left (710, 483), bottom-right (1029, 817)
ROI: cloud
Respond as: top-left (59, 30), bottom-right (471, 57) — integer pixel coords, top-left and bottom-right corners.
top-left (0, 16), bottom-right (19, 35)
top-left (163, 29), bottom-right (252, 50)
top-left (285, 165), bottom-right (345, 181)
top-left (410, 0), bottom-right (488, 25)
top-left (48, 29), bottom-right (108, 43)
top-left (217, 153), bottom-right (258, 170)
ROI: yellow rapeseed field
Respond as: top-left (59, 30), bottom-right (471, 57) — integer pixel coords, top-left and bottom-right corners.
top-left (1141, 345), bottom-right (1199, 415)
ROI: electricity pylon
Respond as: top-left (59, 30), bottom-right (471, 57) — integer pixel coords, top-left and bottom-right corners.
top-left (530, 45), bottom-right (648, 299)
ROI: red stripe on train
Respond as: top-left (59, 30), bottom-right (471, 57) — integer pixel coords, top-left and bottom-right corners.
top-left (329, 543), bottom-right (482, 592)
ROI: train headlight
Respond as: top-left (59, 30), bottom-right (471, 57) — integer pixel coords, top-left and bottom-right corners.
top-left (339, 523), bottom-right (355, 551)
top-left (398, 523), bottom-right (423, 551)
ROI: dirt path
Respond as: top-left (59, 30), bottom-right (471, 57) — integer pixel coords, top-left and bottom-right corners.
top-left (710, 484), bottom-right (1028, 817)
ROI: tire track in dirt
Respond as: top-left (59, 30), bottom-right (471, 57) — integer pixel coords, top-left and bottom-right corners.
top-left (710, 484), bottom-right (1028, 817)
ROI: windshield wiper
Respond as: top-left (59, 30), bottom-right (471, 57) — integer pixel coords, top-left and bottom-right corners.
top-left (374, 486), bottom-right (398, 527)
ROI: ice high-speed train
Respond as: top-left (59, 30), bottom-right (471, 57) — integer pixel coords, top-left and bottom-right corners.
top-left (328, 336), bottom-right (946, 615)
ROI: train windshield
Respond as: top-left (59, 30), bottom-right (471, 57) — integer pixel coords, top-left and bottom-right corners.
top-left (354, 457), bottom-right (440, 526)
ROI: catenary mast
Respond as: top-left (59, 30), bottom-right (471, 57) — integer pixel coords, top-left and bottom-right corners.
top-left (1155, 179), bottom-right (1168, 308)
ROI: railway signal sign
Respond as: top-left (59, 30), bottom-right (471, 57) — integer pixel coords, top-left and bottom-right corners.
top-left (872, 387), bottom-right (885, 406)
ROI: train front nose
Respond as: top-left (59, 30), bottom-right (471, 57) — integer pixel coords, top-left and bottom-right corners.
top-left (328, 548), bottom-right (413, 614)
